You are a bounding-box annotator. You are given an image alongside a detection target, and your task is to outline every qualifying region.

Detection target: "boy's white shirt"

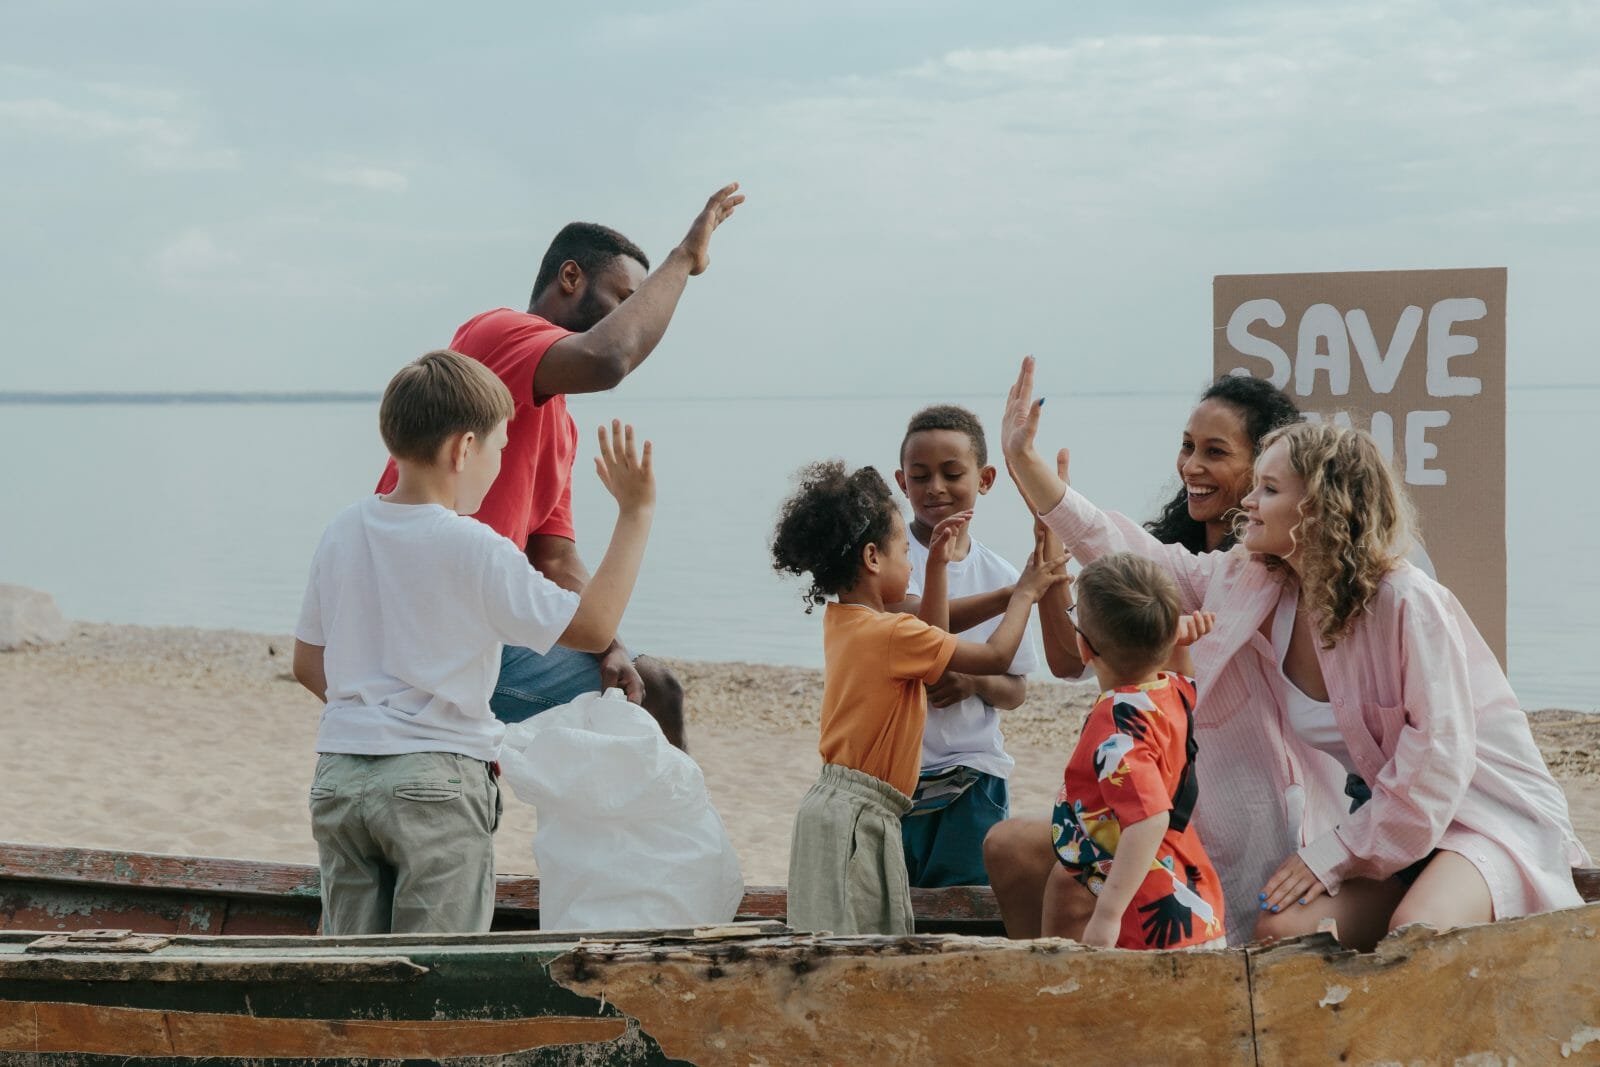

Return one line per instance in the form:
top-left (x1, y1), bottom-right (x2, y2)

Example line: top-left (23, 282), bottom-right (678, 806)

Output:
top-left (906, 534), bottom-right (1038, 780)
top-left (295, 496), bottom-right (579, 763)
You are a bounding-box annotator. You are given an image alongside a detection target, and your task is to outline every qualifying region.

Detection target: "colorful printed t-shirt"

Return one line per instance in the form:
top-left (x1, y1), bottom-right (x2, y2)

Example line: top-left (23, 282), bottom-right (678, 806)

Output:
top-left (818, 604), bottom-right (959, 799)
top-left (376, 309), bottom-right (575, 548)
top-left (1051, 672), bottom-right (1225, 950)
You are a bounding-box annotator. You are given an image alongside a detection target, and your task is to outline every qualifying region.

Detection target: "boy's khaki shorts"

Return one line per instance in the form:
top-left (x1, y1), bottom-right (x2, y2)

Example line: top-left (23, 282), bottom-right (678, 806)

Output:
top-left (309, 751), bottom-right (501, 935)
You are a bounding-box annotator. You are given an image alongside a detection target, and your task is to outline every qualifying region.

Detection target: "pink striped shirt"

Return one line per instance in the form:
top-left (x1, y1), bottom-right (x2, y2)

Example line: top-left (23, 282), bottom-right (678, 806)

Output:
top-left (1041, 488), bottom-right (1589, 944)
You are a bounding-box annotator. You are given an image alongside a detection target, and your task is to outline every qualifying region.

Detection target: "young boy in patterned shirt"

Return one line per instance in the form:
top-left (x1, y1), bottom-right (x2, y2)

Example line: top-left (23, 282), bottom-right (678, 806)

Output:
top-left (1045, 552), bottom-right (1226, 950)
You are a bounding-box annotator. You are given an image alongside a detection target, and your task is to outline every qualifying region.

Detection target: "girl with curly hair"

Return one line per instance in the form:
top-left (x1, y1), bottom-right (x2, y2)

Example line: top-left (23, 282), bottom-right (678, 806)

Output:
top-left (771, 460), bottom-right (1066, 935)
top-left (998, 356), bottom-right (1589, 949)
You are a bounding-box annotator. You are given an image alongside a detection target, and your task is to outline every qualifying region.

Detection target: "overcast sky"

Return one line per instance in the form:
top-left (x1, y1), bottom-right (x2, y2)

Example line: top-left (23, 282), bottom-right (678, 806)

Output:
top-left (3, 1), bottom-right (1596, 397)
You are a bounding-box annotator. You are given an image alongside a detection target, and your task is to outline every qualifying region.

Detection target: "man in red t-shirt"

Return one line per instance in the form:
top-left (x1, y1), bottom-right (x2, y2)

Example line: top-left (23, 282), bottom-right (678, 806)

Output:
top-left (377, 183), bottom-right (744, 749)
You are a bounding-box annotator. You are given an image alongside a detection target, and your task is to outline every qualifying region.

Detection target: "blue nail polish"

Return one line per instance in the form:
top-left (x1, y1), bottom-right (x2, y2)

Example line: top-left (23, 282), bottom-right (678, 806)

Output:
top-left (1271, 905), bottom-right (1280, 913)
top-left (1258, 892), bottom-right (1266, 900)
top-left (1298, 898), bottom-right (1307, 906)
top-left (1259, 902), bottom-right (1268, 910)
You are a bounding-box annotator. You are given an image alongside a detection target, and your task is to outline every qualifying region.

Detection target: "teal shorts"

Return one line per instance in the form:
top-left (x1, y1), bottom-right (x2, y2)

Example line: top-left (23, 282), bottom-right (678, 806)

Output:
top-left (900, 769), bottom-right (1009, 888)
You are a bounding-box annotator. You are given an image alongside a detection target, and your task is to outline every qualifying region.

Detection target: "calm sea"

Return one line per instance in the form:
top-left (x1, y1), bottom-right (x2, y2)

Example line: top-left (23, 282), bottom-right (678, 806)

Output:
top-left (2, 388), bottom-right (1594, 711)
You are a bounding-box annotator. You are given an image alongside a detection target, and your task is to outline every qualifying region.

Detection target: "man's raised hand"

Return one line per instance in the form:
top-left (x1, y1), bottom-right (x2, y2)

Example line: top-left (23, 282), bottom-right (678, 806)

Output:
top-left (593, 420), bottom-right (655, 513)
top-left (678, 182), bottom-right (745, 276)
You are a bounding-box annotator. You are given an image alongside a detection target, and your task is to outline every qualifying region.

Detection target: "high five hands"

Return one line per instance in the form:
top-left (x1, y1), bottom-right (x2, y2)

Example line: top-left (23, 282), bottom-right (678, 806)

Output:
top-left (1001, 355), bottom-right (1046, 462)
top-left (925, 510), bottom-right (974, 569)
top-left (593, 420), bottom-right (654, 513)
top-left (1001, 357), bottom-right (1069, 517)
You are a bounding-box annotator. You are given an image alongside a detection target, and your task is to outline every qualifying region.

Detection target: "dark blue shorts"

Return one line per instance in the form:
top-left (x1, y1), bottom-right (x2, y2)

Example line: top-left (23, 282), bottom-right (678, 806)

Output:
top-left (900, 770), bottom-right (1009, 888)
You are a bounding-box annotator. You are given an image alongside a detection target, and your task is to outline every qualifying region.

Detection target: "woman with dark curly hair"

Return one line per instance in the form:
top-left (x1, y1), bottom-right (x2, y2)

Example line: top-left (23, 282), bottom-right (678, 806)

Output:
top-left (1146, 374), bottom-right (1303, 553)
top-left (1036, 375), bottom-right (1300, 688)
top-left (770, 460), bottom-right (1065, 935)
top-left (1001, 357), bottom-right (1589, 949)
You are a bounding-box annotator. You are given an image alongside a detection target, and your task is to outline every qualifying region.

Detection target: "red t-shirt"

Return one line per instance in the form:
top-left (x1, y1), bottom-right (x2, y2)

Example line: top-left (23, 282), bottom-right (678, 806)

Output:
top-left (376, 310), bottom-right (575, 547)
top-left (1051, 673), bottom-right (1226, 950)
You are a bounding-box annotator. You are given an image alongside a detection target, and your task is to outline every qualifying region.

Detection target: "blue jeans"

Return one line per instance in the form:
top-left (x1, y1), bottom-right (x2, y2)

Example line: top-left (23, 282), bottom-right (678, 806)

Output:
top-left (490, 644), bottom-right (604, 724)
top-left (900, 771), bottom-right (1009, 888)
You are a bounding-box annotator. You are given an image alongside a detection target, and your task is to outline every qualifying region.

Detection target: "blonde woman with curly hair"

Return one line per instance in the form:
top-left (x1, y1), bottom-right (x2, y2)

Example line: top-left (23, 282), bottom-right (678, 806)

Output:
top-left (995, 356), bottom-right (1589, 950)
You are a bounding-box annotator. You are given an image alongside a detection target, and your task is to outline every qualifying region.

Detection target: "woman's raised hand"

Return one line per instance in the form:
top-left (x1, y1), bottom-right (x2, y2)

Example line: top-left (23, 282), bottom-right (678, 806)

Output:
top-left (1000, 356), bottom-right (1070, 517)
top-left (1001, 355), bottom-right (1044, 462)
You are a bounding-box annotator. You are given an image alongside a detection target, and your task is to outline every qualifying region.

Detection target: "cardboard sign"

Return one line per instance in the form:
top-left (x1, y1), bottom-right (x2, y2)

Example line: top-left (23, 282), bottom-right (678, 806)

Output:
top-left (1213, 268), bottom-right (1507, 664)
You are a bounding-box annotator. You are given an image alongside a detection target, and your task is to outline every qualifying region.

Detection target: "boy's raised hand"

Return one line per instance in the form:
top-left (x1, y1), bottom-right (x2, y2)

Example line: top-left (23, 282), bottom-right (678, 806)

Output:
top-left (593, 420), bottom-right (655, 513)
top-left (1015, 534), bottom-right (1071, 603)
top-left (1032, 517), bottom-right (1073, 593)
top-left (925, 510), bottom-right (973, 569)
top-left (1175, 610), bottom-right (1217, 647)
top-left (677, 182), bottom-right (745, 276)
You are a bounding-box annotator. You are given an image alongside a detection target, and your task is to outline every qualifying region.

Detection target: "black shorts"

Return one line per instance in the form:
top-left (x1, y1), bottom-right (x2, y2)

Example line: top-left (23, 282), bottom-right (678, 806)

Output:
top-left (1347, 775), bottom-right (1437, 886)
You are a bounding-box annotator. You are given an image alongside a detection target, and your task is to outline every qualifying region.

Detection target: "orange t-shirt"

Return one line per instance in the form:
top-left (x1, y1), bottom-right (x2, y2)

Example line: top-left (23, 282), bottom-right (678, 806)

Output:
top-left (818, 604), bottom-right (959, 798)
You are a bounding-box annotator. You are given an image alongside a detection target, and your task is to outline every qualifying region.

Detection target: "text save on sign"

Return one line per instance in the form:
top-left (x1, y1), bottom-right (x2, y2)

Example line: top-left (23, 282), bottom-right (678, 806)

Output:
top-left (1212, 268), bottom-right (1507, 663)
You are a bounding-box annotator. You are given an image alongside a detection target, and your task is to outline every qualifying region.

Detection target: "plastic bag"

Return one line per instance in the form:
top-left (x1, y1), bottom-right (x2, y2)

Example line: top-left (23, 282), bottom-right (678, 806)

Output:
top-left (499, 688), bottom-right (744, 931)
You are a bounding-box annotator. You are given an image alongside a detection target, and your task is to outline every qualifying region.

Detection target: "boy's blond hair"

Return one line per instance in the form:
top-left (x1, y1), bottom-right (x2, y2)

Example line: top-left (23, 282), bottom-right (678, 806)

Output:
top-left (1075, 553), bottom-right (1181, 676)
top-left (379, 350), bottom-right (514, 464)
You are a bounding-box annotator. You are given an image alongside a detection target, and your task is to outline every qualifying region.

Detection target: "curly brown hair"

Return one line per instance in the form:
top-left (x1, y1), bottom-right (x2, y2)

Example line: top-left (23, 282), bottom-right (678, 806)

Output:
top-left (1251, 421), bottom-right (1416, 647)
top-left (771, 461), bottom-right (899, 612)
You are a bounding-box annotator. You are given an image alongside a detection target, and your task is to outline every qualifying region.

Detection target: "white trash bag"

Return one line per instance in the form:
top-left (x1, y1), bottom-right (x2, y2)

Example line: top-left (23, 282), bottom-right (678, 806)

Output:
top-left (499, 687), bottom-right (744, 931)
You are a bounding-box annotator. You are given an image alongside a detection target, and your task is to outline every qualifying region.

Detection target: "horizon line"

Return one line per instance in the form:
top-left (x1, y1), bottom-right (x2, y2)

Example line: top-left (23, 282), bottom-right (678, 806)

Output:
top-left (2, 383), bottom-right (1597, 405)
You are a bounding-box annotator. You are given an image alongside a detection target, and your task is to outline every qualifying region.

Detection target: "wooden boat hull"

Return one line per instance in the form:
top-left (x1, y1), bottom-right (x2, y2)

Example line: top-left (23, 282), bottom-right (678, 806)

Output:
top-left (4, 842), bottom-right (1600, 1064)
top-left (4, 909), bottom-right (1600, 1064)
top-left (0, 842), bottom-right (1006, 937)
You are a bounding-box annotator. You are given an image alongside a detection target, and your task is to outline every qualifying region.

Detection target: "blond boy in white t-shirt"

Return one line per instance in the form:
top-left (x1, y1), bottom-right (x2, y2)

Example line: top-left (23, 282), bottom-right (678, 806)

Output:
top-left (292, 349), bottom-right (655, 934)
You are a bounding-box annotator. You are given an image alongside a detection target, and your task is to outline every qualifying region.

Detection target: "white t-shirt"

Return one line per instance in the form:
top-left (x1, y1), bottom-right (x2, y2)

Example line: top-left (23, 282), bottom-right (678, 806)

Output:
top-left (295, 496), bottom-right (580, 763)
top-left (906, 534), bottom-right (1039, 779)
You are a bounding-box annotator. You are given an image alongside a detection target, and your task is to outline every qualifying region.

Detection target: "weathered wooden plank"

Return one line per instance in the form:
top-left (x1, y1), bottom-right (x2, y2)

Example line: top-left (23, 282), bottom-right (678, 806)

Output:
top-left (0, 920), bottom-right (788, 954)
top-left (0, 1000), bottom-right (627, 1057)
top-left (1248, 902), bottom-right (1600, 1064)
top-left (0, 841), bottom-right (1014, 935)
top-left (0, 843), bottom-right (321, 899)
top-left (551, 933), bottom-right (1255, 1066)
top-left (0, 953), bottom-right (428, 983)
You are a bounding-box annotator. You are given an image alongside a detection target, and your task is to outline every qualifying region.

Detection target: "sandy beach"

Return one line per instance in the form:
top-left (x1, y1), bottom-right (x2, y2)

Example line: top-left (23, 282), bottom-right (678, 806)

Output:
top-left (3, 622), bottom-right (1598, 886)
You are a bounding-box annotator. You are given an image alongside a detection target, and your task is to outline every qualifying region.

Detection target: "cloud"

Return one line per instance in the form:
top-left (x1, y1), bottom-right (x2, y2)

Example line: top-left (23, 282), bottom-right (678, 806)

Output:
top-left (708, 1), bottom-right (1600, 238)
top-left (310, 164), bottom-right (409, 193)
top-left (0, 92), bottom-right (236, 171)
top-left (154, 228), bottom-right (240, 283)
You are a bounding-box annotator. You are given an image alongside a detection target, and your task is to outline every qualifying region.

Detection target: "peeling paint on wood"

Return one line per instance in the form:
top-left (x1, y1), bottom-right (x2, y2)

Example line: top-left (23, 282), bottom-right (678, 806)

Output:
top-left (4, 840), bottom-right (1600, 1064)
top-left (550, 933), bottom-right (1255, 1066)
top-left (0, 951), bottom-right (428, 982)
top-left (1248, 906), bottom-right (1600, 1065)
top-left (0, 1001), bottom-right (628, 1057)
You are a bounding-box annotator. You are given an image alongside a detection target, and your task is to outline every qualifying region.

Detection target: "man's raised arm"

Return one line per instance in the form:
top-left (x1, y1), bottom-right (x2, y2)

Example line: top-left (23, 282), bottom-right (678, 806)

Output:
top-left (533, 182), bottom-right (744, 396)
